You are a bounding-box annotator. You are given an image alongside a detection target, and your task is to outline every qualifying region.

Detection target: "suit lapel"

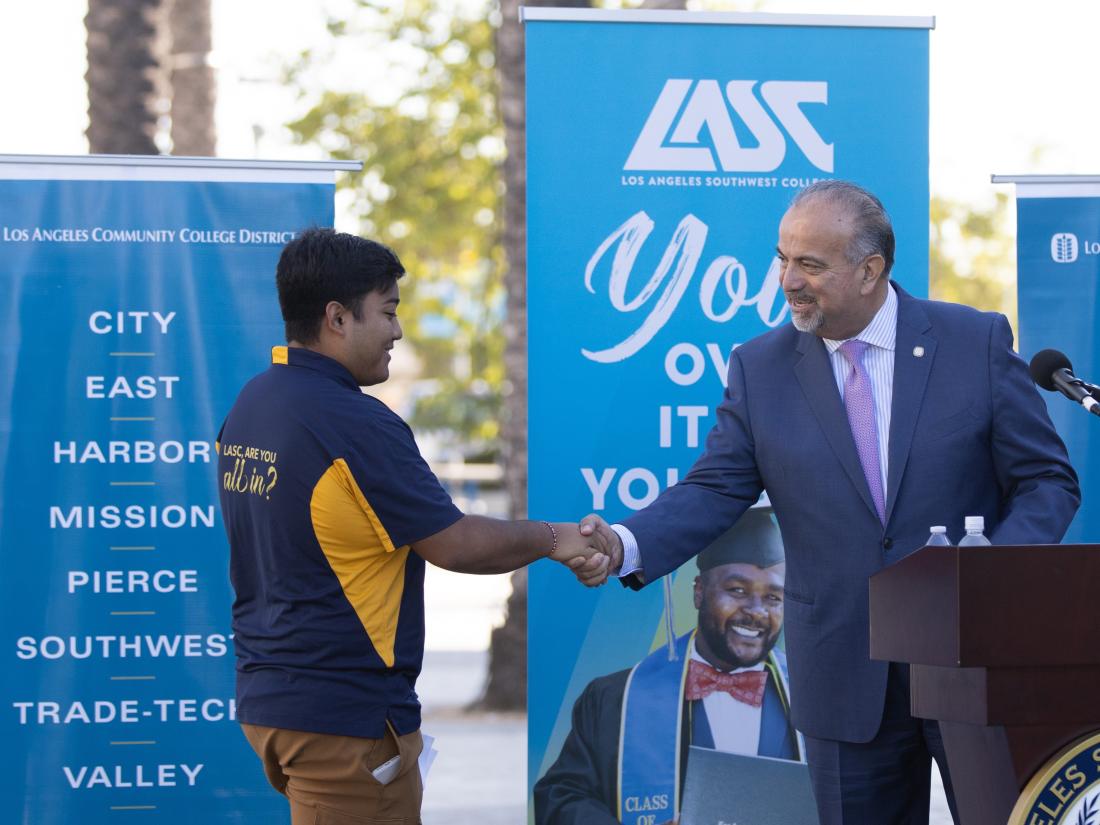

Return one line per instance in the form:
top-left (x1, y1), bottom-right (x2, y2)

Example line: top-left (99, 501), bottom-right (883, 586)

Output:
top-left (690, 700), bottom-right (715, 750)
top-left (759, 672), bottom-right (797, 760)
top-left (885, 286), bottom-right (935, 524)
top-left (793, 332), bottom-right (880, 522)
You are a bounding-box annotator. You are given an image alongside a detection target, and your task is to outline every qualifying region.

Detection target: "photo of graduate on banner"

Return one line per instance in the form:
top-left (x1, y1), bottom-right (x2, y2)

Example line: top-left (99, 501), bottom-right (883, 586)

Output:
top-left (534, 506), bottom-right (812, 825)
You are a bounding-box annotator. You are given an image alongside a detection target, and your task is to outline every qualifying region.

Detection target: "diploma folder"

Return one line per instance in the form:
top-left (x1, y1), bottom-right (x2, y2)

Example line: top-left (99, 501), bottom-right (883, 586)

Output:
top-left (680, 747), bottom-right (817, 825)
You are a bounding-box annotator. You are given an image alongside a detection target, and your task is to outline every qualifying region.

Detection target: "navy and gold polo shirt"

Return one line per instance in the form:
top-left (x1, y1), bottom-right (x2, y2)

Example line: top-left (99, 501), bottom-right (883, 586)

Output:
top-left (217, 346), bottom-right (462, 738)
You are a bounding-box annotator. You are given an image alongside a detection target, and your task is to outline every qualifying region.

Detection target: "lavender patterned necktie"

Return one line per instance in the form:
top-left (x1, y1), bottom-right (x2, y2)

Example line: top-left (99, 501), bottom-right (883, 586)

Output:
top-left (838, 340), bottom-right (885, 523)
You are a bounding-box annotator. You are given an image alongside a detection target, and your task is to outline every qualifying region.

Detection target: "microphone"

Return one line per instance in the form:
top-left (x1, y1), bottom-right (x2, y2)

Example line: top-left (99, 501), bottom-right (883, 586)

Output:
top-left (1029, 349), bottom-right (1100, 417)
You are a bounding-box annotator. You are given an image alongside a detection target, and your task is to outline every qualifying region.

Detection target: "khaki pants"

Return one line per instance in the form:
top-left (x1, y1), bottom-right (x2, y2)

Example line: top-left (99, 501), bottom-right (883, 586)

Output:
top-left (242, 722), bottom-right (424, 825)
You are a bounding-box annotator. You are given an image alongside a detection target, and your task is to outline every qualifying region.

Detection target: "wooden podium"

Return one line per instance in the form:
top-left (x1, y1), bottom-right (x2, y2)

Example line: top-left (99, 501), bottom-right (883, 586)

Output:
top-left (868, 544), bottom-right (1100, 825)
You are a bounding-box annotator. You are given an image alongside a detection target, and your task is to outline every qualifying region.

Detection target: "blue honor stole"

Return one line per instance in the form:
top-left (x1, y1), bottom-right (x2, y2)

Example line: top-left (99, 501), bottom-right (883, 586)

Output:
top-left (617, 632), bottom-right (693, 824)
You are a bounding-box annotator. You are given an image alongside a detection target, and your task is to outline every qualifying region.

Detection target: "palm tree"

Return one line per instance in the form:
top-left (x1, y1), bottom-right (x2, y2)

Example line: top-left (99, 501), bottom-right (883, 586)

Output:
top-left (85, 0), bottom-right (165, 154)
top-left (482, 0), bottom-right (688, 712)
top-left (85, 0), bottom-right (216, 156)
top-left (168, 0), bottom-right (216, 155)
top-left (481, 0), bottom-right (591, 711)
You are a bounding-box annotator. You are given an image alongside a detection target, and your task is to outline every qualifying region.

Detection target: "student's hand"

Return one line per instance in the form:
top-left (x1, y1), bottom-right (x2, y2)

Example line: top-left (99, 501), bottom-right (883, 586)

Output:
top-left (558, 514), bottom-right (622, 587)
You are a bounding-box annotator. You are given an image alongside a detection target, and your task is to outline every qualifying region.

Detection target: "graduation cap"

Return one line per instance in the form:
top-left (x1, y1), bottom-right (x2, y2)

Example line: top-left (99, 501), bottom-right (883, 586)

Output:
top-left (695, 506), bottom-right (784, 571)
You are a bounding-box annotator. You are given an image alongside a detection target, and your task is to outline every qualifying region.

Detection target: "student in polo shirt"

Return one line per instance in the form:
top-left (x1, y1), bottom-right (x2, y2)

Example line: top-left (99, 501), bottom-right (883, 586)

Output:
top-left (217, 228), bottom-right (610, 825)
top-left (534, 508), bottom-right (801, 825)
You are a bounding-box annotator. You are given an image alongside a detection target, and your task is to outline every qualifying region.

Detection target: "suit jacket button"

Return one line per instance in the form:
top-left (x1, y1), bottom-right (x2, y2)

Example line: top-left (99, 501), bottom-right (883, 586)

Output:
top-left (883, 537), bottom-right (894, 549)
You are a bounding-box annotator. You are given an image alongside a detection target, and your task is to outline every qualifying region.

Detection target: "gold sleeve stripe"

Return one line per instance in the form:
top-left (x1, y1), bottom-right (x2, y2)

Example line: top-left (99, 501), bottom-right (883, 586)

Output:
top-left (271, 345), bottom-right (289, 365)
top-left (309, 458), bottom-right (407, 667)
top-left (343, 464), bottom-right (397, 555)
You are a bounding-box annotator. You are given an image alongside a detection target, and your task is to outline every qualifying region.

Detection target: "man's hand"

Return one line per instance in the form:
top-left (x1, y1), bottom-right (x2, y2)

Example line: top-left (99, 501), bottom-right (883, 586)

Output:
top-left (557, 514), bottom-right (622, 587)
top-left (553, 520), bottom-right (608, 587)
top-left (580, 513), bottom-right (623, 574)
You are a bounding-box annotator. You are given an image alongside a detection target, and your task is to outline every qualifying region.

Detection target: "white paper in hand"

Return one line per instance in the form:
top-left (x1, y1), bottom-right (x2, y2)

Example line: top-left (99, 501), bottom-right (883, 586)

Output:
top-left (419, 733), bottom-right (438, 784)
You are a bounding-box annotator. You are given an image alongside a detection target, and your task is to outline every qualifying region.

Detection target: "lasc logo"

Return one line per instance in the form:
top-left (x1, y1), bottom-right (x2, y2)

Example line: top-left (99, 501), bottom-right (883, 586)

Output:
top-left (1051, 233), bottom-right (1079, 263)
top-left (625, 79), bottom-right (833, 173)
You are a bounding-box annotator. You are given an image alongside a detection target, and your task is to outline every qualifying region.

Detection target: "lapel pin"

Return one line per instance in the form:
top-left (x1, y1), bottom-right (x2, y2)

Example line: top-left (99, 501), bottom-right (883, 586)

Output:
top-left (913, 346), bottom-right (925, 358)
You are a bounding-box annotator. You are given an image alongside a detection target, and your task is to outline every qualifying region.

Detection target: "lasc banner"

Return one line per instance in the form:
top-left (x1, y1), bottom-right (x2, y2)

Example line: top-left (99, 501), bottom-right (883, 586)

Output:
top-left (0, 156), bottom-right (353, 824)
top-left (524, 10), bottom-right (931, 823)
top-left (1007, 177), bottom-right (1100, 544)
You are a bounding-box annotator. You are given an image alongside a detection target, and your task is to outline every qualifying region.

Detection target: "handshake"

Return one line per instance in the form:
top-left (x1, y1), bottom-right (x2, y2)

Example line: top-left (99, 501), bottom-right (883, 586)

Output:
top-left (547, 514), bottom-right (624, 588)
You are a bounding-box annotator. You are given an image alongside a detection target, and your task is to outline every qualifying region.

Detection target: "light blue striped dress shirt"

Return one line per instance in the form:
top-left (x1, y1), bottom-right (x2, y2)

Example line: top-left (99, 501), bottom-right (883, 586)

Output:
top-left (614, 285), bottom-right (899, 577)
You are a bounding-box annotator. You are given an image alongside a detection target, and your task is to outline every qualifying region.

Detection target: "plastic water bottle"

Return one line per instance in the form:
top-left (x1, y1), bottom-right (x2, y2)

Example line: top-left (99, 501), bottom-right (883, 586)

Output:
top-left (957, 515), bottom-right (992, 546)
top-left (926, 526), bottom-right (951, 546)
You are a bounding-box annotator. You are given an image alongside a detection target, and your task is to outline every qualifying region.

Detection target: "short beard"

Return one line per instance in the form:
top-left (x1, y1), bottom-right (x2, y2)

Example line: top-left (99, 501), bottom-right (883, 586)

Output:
top-left (790, 305), bottom-right (824, 333)
top-left (698, 621), bottom-right (778, 670)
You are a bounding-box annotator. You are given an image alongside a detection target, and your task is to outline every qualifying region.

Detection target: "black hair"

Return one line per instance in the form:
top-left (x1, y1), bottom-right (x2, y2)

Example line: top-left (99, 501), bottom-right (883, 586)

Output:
top-left (275, 227), bottom-right (405, 344)
top-left (791, 180), bottom-right (895, 277)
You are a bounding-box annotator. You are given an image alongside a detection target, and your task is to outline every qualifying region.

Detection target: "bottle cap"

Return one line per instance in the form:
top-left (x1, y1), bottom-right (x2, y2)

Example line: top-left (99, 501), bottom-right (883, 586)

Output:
top-left (964, 515), bottom-right (985, 531)
top-left (930, 525), bottom-right (946, 533)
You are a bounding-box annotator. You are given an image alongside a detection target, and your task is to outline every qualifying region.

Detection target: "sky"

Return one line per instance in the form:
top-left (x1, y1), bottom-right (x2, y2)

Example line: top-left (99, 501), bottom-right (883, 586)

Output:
top-left (2, 0), bottom-right (1098, 209)
top-left (758, 0), bottom-right (1100, 203)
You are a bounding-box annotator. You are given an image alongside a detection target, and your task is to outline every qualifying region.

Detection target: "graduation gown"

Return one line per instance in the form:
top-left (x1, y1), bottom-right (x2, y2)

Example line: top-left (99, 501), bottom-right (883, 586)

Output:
top-left (533, 658), bottom-right (798, 825)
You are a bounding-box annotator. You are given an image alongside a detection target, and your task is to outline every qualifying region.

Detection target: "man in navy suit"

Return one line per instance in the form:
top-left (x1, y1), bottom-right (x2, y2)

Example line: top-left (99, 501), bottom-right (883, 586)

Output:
top-left (576, 181), bottom-right (1080, 824)
top-left (536, 509), bottom-right (801, 825)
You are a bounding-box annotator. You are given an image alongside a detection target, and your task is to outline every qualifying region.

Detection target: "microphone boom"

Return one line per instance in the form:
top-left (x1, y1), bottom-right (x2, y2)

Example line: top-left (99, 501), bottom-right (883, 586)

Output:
top-left (1029, 349), bottom-right (1100, 417)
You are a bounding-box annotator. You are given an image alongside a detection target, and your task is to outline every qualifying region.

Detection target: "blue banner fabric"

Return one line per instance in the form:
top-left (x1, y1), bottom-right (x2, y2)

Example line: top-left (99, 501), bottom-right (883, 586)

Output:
top-left (0, 170), bottom-right (332, 823)
top-left (1015, 191), bottom-right (1100, 543)
top-left (524, 12), bottom-right (930, 816)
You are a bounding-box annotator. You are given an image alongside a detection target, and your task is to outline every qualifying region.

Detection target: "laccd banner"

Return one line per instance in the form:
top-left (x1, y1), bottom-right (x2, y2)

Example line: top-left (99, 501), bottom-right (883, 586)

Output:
top-left (524, 10), bottom-right (930, 821)
top-left (1011, 180), bottom-right (1100, 543)
top-left (0, 158), bottom-right (343, 824)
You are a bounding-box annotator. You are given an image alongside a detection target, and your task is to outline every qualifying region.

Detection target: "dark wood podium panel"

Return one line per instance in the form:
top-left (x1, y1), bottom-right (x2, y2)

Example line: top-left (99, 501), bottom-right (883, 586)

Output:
top-left (868, 543), bottom-right (1100, 668)
top-left (909, 664), bottom-right (1100, 726)
top-left (869, 544), bottom-right (1100, 825)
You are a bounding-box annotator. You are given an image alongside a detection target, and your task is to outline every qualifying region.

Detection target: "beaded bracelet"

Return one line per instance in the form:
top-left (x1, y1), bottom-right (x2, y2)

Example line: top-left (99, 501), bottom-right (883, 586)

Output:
top-left (542, 520), bottom-right (558, 557)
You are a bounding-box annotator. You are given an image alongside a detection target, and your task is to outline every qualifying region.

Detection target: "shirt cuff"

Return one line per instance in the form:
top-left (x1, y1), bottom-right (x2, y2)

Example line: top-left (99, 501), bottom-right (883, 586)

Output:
top-left (610, 524), bottom-right (641, 578)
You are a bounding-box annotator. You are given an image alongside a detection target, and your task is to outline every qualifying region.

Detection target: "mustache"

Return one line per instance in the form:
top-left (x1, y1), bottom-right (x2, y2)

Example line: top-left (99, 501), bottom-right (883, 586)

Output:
top-left (785, 290), bottom-right (816, 304)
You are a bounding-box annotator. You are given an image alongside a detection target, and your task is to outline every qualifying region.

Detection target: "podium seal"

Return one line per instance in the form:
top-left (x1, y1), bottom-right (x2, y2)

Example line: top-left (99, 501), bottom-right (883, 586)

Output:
top-left (1009, 732), bottom-right (1100, 825)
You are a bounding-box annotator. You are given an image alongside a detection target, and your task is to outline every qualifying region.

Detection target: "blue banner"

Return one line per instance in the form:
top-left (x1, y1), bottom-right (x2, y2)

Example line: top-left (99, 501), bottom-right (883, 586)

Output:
top-left (524, 11), bottom-right (930, 819)
top-left (0, 161), bottom-right (335, 823)
top-left (1014, 186), bottom-right (1100, 543)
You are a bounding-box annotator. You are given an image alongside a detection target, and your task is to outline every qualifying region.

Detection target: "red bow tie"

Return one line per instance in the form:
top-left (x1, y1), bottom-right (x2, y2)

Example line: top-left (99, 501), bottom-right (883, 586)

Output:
top-left (685, 659), bottom-right (767, 707)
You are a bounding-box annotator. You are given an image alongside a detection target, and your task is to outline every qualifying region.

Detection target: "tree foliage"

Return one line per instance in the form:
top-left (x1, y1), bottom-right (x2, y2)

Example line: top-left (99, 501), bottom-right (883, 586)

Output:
top-left (287, 0), bottom-right (505, 457)
top-left (930, 192), bottom-right (1017, 330)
